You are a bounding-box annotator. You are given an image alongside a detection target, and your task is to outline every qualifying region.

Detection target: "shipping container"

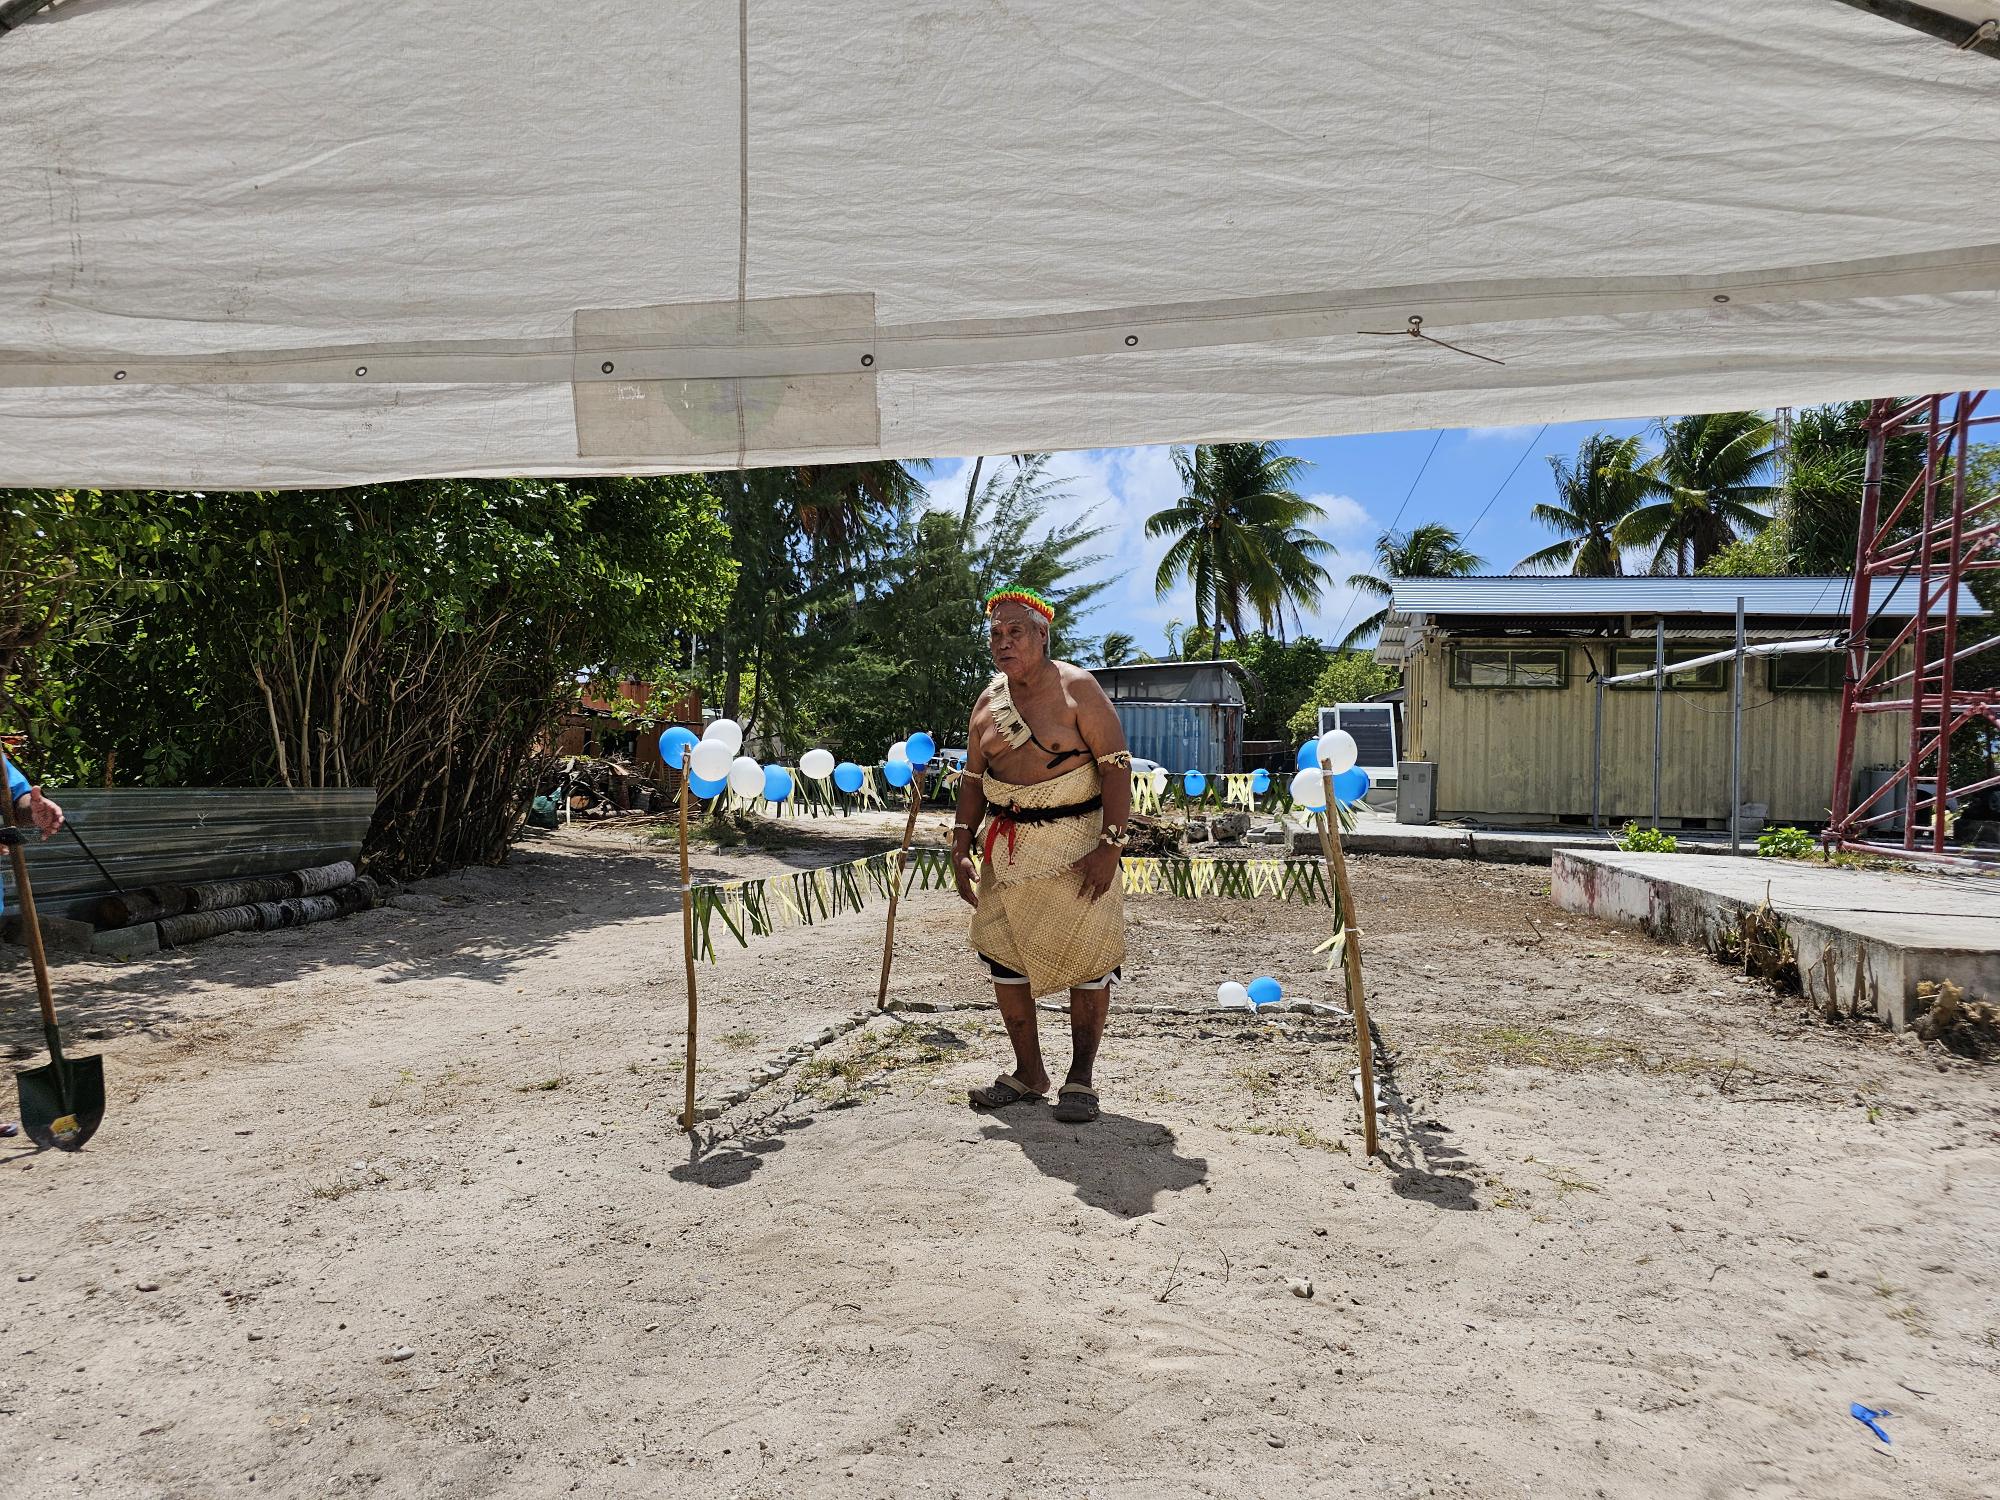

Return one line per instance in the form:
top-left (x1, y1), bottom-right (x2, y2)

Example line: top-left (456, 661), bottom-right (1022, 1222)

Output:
top-left (1114, 701), bottom-right (1243, 777)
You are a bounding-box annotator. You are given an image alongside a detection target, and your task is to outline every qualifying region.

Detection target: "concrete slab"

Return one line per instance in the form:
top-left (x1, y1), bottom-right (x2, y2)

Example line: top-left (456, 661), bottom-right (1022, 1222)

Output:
top-left (1291, 814), bottom-right (1796, 865)
top-left (1551, 849), bottom-right (2000, 1029)
top-left (4, 912), bottom-right (161, 959)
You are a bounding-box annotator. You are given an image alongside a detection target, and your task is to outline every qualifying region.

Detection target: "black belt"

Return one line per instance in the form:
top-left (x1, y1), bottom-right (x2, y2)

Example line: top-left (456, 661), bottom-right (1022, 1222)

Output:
top-left (984, 795), bottom-right (1102, 826)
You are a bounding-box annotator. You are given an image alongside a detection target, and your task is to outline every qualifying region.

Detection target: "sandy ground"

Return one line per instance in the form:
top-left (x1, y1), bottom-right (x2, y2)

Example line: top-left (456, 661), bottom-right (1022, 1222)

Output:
top-left (1, 812), bottom-right (1996, 1500)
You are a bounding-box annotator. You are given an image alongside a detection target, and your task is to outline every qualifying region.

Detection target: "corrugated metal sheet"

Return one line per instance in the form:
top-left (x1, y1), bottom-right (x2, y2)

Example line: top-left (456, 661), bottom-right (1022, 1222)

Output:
top-left (1390, 576), bottom-right (1981, 619)
top-left (1116, 702), bottom-right (1243, 775)
top-left (1374, 611), bottom-right (1412, 666)
top-left (1094, 661), bottom-right (1247, 706)
top-left (3, 788), bottom-right (377, 921)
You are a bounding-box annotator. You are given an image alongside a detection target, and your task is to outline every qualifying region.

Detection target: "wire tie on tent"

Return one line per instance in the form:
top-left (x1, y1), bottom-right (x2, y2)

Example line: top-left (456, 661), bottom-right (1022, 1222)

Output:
top-left (1357, 315), bottom-right (1507, 366)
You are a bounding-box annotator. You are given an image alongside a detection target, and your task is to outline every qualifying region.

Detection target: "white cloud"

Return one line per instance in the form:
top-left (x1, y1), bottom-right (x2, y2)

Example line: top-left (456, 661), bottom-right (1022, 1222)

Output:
top-left (1464, 423), bottom-right (1540, 443)
top-left (1305, 491), bottom-right (1373, 541)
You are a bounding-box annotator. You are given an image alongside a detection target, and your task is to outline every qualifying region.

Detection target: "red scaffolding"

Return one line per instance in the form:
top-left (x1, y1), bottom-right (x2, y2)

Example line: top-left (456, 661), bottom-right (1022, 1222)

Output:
top-left (1828, 392), bottom-right (2000, 860)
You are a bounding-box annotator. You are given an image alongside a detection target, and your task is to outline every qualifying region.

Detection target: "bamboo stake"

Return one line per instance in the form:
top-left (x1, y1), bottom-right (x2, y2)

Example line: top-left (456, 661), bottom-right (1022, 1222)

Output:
top-left (677, 767), bottom-right (700, 1132)
top-left (1317, 767), bottom-right (1379, 1157)
top-left (875, 766), bottom-right (928, 1010)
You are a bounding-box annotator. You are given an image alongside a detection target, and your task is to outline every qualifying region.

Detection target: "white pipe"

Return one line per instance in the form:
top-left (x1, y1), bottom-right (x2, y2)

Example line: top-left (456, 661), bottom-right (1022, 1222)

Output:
top-left (1603, 634), bottom-right (1842, 686)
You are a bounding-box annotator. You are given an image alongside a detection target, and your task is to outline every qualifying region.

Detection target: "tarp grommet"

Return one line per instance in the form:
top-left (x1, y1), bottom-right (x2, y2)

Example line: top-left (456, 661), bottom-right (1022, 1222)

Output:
top-left (600, 360), bottom-right (614, 374)
top-left (354, 365), bottom-right (367, 377)
top-left (1124, 334), bottom-right (1138, 346)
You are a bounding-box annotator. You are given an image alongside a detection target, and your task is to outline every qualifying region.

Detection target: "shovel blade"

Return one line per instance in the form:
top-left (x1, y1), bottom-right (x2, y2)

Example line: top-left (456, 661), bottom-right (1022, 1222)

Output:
top-left (16, 1053), bottom-right (105, 1152)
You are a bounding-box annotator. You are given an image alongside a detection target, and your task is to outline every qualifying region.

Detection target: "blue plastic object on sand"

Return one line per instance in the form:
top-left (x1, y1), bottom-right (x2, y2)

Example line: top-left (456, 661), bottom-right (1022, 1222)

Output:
top-left (1850, 1403), bottom-right (1892, 1444)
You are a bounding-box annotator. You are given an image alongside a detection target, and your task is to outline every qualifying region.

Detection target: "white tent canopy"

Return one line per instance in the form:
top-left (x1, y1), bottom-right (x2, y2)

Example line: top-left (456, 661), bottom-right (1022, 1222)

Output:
top-left (1, 0), bottom-right (1997, 488)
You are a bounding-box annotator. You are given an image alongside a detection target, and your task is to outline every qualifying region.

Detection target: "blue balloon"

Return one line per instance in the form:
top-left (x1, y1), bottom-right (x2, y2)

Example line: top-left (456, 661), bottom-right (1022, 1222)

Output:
top-left (1250, 768), bottom-right (1272, 795)
top-left (762, 765), bottom-right (794, 802)
top-left (1332, 766), bottom-right (1371, 806)
top-left (658, 725), bottom-right (699, 769)
top-left (905, 731), bottom-right (936, 767)
top-left (883, 758), bottom-right (913, 788)
top-left (832, 761), bottom-right (865, 794)
top-left (1248, 976), bottom-right (1283, 1007)
top-left (1295, 739), bottom-right (1321, 770)
top-left (1183, 770), bottom-right (1207, 797)
top-left (688, 771), bottom-right (728, 799)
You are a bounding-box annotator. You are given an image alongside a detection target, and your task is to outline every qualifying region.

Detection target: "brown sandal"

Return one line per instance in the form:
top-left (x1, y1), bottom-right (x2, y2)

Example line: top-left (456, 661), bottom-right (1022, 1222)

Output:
top-left (969, 1074), bottom-right (1044, 1110)
top-left (1052, 1083), bottom-right (1100, 1123)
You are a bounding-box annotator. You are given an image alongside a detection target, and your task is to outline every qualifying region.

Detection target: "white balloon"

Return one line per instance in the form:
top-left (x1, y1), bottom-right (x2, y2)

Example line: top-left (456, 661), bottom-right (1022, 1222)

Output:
top-left (1289, 767), bottom-right (1327, 810)
top-left (727, 756), bottom-right (765, 798)
top-left (888, 740), bottom-right (909, 765)
top-left (1318, 728), bottom-right (1359, 775)
top-left (1149, 767), bottom-right (1170, 793)
top-left (689, 739), bottom-right (732, 782)
top-left (1216, 981), bottom-right (1251, 1010)
top-left (799, 747), bottom-right (836, 780)
top-left (703, 717), bottom-right (743, 753)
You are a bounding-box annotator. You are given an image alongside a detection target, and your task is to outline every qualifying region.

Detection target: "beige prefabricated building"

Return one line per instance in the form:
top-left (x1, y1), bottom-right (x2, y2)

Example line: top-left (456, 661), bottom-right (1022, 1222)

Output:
top-left (0, 1), bottom-right (1998, 487)
top-left (1380, 578), bottom-right (1985, 827)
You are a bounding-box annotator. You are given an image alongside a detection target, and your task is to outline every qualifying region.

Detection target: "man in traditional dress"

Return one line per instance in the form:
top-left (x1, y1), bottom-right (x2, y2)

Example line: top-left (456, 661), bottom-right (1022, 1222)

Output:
top-left (953, 587), bottom-right (1131, 1124)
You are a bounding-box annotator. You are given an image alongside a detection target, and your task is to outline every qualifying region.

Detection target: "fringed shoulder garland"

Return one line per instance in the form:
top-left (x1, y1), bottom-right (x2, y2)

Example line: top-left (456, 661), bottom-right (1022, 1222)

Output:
top-left (986, 671), bottom-right (1033, 750)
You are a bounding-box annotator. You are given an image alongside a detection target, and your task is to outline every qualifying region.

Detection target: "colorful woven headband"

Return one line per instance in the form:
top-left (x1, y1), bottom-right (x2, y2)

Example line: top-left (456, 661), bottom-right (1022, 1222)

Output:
top-left (984, 587), bottom-right (1055, 624)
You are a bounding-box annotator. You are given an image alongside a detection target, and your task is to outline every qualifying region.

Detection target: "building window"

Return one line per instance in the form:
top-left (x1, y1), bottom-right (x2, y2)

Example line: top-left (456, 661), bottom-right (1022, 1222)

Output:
top-left (1769, 652), bottom-right (1841, 693)
top-left (1451, 646), bottom-right (1568, 689)
top-left (1610, 645), bottom-right (1727, 691)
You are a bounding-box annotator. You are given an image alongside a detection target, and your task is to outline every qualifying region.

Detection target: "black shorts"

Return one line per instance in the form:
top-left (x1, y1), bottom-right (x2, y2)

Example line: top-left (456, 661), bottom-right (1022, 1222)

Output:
top-left (979, 953), bottom-right (1121, 991)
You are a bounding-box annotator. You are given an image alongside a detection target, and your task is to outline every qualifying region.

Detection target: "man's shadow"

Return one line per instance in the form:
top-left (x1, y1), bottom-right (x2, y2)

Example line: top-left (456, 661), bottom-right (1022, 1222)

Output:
top-left (978, 1108), bottom-right (1207, 1219)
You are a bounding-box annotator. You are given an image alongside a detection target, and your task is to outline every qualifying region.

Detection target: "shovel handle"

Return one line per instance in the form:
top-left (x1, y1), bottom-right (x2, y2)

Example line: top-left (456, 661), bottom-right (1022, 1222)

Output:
top-left (4, 783), bottom-right (61, 1036)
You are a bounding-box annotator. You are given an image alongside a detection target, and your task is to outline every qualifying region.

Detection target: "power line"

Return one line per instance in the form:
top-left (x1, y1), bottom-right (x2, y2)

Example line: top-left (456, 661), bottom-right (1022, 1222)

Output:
top-left (1381, 428), bottom-right (1445, 541)
top-left (1463, 422), bottom-right (1550, 544)
top-left (1327, 428), bottom-right (1445, 646)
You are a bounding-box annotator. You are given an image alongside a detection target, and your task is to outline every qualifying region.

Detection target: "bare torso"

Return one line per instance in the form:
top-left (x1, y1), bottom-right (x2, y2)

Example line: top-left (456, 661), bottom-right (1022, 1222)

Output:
top-left (970, 660), bottom-right (1100, 786)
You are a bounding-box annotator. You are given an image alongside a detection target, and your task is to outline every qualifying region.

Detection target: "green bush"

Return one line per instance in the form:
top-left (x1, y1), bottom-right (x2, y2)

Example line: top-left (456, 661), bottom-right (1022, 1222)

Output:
top-left (1757, 825), bottom-right (1818, 860)
top-left (1617, 821), bottom-right (1679, 854)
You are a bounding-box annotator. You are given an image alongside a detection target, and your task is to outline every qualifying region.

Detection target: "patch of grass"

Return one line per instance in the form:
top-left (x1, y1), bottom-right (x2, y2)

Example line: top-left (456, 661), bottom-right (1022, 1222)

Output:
top-left (367, 1092), bottom-right (393, 1109)
top-left (1438, 1023), bottom-right (1733, 1081)
top-left (717, 1030), bottom-right (762, 1049)
top-left (516, 1074), bottom-right (570, 1093)
top-left (309, 1178), bottom-right (362, 1201)
top-left (1525, 1155), bottom-right (1601, 1198)
top-left (796, 1022), bottom-right (963, 1103)
top-left (1243, 1122), bottom-right (1349, 1154)
top-left (1874, 1278), bottom-right (1927, 1335)
top-left (1231, 1064), bottom-right (1280, 1098)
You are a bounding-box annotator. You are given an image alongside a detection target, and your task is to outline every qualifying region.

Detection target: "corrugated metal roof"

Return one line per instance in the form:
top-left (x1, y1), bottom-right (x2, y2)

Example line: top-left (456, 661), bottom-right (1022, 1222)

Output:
top-left (1092, 659), bottom-right (1248, 706)
top-left (1373, 612), bottom-right (1413, 667)
top-left (1388, 576), bottom-right (1982, 619)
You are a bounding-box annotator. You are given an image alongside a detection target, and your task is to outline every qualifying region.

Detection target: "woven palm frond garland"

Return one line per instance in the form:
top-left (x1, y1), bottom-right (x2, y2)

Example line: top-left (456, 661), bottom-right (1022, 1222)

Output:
top-left (685, 852), bottom-right (1335, 962)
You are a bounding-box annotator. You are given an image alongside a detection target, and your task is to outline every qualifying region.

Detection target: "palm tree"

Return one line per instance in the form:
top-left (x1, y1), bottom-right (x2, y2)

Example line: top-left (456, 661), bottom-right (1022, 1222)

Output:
top-left (1339, 522), bottom-right (1483, 649)
top-left (1614, 411), bottom-right (1775, 575)
top-left (1097, 631), bottom-right (1137, 667)
top-left (1146, 442), bottom-right (1336, 660)
top-left (1516, 433), bottom-right (1650, 575)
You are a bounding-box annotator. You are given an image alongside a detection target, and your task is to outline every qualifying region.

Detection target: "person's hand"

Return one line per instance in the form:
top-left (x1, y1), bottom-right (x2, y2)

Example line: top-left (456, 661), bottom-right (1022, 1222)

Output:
top-left (15, 787), bottom-right (62, 840)
top-left (953, 853), bottom-right (980, 909)
top-left (1071, 841), bottom-right (1121, 902)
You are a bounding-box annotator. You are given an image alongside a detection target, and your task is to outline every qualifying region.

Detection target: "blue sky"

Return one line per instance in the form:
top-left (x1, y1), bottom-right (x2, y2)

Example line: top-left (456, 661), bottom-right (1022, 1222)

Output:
top-left (923, 416), bottom-right (1657, 654)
